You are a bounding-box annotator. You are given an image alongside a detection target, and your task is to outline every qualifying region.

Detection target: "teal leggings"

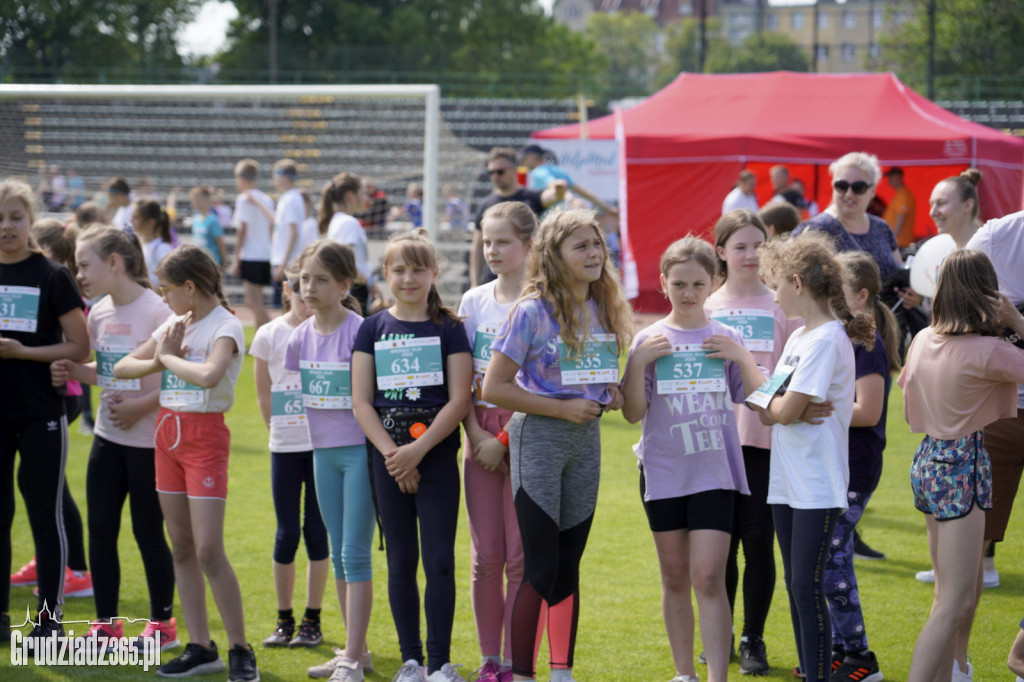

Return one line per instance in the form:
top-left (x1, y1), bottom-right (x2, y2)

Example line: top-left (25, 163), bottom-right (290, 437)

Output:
top-left (313, 445), bottom-right (376, 583)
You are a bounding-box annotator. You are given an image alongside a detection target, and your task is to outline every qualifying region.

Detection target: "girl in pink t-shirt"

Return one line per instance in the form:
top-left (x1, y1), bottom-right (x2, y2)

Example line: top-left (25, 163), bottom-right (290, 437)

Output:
top-left (705, 209), bottom-right (800, 673)
top-left (900, 250), bottom-right (1024, 682)
top-left (622, 236), bottom-right (765, 682)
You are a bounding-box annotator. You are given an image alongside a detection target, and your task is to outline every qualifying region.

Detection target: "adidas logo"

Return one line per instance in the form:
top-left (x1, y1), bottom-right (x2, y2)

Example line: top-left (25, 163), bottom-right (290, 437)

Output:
top-left (47, 421), bottom-right (58, 432)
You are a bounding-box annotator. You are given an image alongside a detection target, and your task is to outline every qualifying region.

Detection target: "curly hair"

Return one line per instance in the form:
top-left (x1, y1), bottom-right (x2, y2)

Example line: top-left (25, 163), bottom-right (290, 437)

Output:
top-left (758, 232), bottom-right (875, 348)
top-left (520, 209), bottom-right (634, 359)
top-left (836, 251), bottom-right (901, 371)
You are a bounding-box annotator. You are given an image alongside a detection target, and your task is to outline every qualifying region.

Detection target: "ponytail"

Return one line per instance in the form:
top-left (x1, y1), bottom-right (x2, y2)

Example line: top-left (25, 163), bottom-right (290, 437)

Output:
top-left (156, 209), bottom-right (172, 243)
top-left (318, 181), bottom-right (333, 236)
top-left (136, 199), bottom-right (172, 243)
top-left (318, 172), bottom-right (363, 237)
top-left (425, 284), bottom-right (459, 327)
top-left (157, 245), bottom-right (229, 310)
top-left (872, 299), bottom-right (903, 373)
top-left (342, 293), bottom-right (363, 316)
top-left (832, 289), bottom-right (877, 349)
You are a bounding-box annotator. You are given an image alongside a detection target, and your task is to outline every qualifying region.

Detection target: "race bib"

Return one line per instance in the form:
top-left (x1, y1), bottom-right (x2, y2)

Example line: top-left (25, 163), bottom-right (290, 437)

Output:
top-left (96, 344), bottom-right (140, 391)
top-left (374, 337), bottom-right (444, 390)
top-left (472, 327), bottom-right (498, 374)
top-left (559, 334), bottom-right (618, 385)
top-left (300, 360), bottom-right (352, 409)
top-left (271, 382), bottom-right (306, 426)
top-left (746, 364), bottom-right (795, 409)
top-left (0, 285), bottom-right (40, 332)
top-left (711, 309), bottom-right (774, 352)
top-left (655, 344), bottom-right (726, 394)
top-left (160, 369), bottom-right (205, 406)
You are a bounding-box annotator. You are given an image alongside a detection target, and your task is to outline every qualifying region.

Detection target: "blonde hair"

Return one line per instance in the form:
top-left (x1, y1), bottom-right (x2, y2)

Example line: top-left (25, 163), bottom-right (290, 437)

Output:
top-left (77, 224), bottom-right (151, 289)
top-left (661, 235), bottom-right (716, 280)
top-left (520, 209), bottom-right (634, 359)
top-left (32, 219), bottom-right (79, 275)
top-left (234, 158), bottom-right (259, 180)
top-left (480, 201), bottom-right (538, 243)
top-left (758, 232), bottom-right (875, 347)
top-left (830, 152), bottom-right (882, 185)
top-left (382, 229), bottom-right (459, 326)
top-left (931, 250), bottom-right (1002, 336)
top-left (836, 251), bottom-right (901, 372)
top-left (0, 178), bottom-right (38, 225)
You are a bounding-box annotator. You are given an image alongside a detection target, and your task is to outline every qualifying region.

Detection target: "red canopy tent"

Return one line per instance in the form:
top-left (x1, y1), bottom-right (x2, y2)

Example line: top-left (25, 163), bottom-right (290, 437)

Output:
top-left (533, 71), bottom-right (1024, 310)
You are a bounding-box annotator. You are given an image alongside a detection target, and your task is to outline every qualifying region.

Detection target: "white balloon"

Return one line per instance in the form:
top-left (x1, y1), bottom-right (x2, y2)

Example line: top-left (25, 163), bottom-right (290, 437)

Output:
top-left (909, 233), bottom-right (957, 298)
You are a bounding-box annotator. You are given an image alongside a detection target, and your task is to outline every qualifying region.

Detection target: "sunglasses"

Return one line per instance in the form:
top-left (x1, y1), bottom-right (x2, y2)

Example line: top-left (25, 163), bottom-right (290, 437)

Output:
top-left (487, 168), bottom-right (508, 177)
top-left (833, 180), bottom-right (873, 195)
top-left (156, 283), bottom-right (179, 296)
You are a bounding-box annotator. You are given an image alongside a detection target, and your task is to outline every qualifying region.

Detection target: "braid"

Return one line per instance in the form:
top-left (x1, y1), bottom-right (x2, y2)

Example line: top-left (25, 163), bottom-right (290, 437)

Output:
top-left (214, 277), bottom-right (231, 311)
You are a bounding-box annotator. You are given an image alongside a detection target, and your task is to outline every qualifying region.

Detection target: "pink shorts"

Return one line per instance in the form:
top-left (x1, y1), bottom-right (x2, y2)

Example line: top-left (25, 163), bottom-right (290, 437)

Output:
top-left (154, 408), bottom-right (230, 499)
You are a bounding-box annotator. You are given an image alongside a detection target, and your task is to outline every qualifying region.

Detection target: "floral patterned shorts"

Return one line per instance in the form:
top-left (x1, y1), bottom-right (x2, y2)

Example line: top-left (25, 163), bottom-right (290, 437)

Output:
top-left (910, 431), bottom-right (992, 520)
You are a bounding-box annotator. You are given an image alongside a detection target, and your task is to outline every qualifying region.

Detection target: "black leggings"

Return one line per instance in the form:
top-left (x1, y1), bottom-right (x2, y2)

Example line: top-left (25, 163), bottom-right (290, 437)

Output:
top-left (370, 436), bottom-right (460, 675)
top-left (0, 415), bottom-right (68, 615)
top-left (725, 446), bottom-right (776, 638)
top-left (773, 504), bottom-right (838, 682)
top-left (270, 450), bottom-right (328, 564)
top-left (86, 436), bottom-right (174, 621)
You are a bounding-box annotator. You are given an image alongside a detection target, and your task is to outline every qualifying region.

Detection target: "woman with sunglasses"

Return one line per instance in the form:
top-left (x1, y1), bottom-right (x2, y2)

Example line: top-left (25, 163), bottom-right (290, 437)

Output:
top-left (794, 152), bottom-right (903, 285)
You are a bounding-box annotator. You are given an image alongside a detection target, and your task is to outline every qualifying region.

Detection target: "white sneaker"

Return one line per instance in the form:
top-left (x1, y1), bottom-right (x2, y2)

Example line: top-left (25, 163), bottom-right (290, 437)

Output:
top-left (915, 569), bottom-right (935, 583)
top-left (392, 659), bottom-right (426, 682)
top-left (309, 648), bottom-right (374, 678)
top-left (952, 657), bottom-right (973, 682)
top-left (670, 676), bottom-right (700, 682)
top-left (426, 663), bottom-right (466, 682)
top-left (329, 657), bottom-right (364, 682)
top-left (983, 568), bottom-right (1000, 588)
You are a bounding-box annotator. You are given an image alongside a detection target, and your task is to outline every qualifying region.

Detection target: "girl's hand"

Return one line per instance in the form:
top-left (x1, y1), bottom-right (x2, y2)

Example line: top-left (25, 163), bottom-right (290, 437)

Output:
top-left (156, 315), bottom-right (189, 361)
top-left (50, 359), bottom-right (74, 387)
top-left (605, 385), bottom-right (624, 412)
top-left (994, 293), bottom-right (1024, 328)
top-left (397, 468), bottom-right (421, 494)
top-left (107, 394), bottom-right (149, 430)
top-left (633, 334), bottom-right (673, 367)
top-left (800, 400), bottom-right (834, 425)
top-left (702, 334), bottom-right (745, 361)
top-left (561, 398), bottom-right (603, 424)
top-left (384, 442), bottom-right (427, 480)
top-left (0, 334), bottom-right (26, 360)
top-left (474, 437), bottom-right (508, 474)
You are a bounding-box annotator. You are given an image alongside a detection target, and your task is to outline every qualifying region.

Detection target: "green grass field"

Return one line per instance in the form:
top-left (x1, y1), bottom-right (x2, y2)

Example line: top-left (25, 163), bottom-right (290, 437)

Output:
top-left (4, 336), bottom-right (1024, 680)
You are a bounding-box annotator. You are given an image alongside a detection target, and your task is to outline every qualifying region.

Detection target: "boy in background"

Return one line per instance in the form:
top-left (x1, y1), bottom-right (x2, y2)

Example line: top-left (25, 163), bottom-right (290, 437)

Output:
top-left (190, 185), bottom-right (228, 268)
top-left (271, 159), bottom-right (307, 305)
top-left (230, 158), bottom-right (275, 328)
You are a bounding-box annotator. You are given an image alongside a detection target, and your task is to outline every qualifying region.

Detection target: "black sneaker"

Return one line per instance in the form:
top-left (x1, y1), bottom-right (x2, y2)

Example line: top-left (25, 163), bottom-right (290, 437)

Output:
top-left (228, 643), bottom-right (260, 682)
top-left (1, 613), bottom-right (10, 646)
top-left (261, 618), bottom-right (294, 647)
top-left (832, 650), bottom-right (883, 682)
top-left (157, 641), bottom-right (227, 677)
top-left (24, 615), bottom-right (64, 651)
top-left (738, 635), bottom-right (770, 675)
top-left (831, 645), bottom-right (846, 674)
top-left (853, 530), bottom-right (886, 560)
top-left (288, 618), bottom-right (322, 648)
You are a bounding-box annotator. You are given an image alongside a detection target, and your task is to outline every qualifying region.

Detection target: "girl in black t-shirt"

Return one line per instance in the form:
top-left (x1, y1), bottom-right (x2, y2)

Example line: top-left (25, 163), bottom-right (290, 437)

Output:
top-left (0, 179), bottom-right (89, 640)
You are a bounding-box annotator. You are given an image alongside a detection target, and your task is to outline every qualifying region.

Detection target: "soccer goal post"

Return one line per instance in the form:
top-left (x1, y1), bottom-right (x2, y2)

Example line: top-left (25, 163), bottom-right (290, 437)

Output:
top-left (0, 83), bottom-right (443, 235)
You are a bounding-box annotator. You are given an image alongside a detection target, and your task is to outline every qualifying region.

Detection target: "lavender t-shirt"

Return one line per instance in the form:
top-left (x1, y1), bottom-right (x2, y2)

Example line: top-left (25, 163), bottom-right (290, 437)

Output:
top-left (491, 297), bottom-right (616, 404)
top-left (628, 319), bottom-right (751, 501)
top-left (285, 312), bottom-right (365, 450)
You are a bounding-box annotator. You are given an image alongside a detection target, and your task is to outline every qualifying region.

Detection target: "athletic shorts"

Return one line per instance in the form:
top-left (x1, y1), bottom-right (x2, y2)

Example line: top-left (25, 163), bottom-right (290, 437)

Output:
top-left (910, 431), bottom-right (992, 521)
top-left (154, 408), bottom-right (230, 499)
top-left (640, 468), bottom-right (735, 533)
top-left (239, 260), bottom-right (271, 286)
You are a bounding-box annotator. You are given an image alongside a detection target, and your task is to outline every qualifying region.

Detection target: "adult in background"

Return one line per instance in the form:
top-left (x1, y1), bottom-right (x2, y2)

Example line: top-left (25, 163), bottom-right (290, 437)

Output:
top-left (883, 168), bottom-right (917, 249)
top-left (470, 147), bottom-right (565, 287)
top-left (768, 165), bottom-right (810, 211)
top-left (520, 144), bottom-right (618, 216)
top-left (722, 170), bottom-right (759, 215)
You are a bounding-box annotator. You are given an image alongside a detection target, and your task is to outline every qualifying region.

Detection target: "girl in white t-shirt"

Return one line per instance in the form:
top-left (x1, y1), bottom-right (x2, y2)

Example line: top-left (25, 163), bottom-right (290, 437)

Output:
top-left (705, 209), bottom-right (800, 673)
top-left (621, 236), bottom-right (765, 682)
top-left (51, 225), bottom-right (178, 651)
top-left (900, 250), bottom-right (1024, 682)
top-left (250, 265), bottom-right (330, 649)
top-left (132, 198), bottom-right (174, 288)
top-left (457, 201), bottom-right (537, 682)
top-left (115, 245), bottom-right (257, 681)
top-left (751, 233), bottom-right (874, 682)
top-left (320, 173), bottom-right (372, 312)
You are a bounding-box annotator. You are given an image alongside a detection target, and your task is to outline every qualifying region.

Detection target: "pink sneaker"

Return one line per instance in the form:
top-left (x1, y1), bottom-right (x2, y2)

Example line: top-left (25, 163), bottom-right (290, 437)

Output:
top-left (497, 665), bottom-right (513, 682)
top-left (33, 567), bottom-right (94, 597)
top-left (77, 620), bottom-right (124, 654)
top-left (130, 617), bottom-right (180, 653)
top-left (10, 557), bottom-right (37, 586)
top-left (476, 660), bottom-right (501, 682)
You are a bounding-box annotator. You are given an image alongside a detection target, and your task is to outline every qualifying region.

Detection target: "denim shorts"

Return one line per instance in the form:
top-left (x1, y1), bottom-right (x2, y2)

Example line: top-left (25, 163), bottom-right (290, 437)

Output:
top-left (910, 431), bottom-right (992, 520)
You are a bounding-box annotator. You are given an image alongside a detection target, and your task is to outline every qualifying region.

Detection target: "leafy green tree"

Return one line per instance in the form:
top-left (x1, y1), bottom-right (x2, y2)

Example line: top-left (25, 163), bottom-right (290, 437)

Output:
top-left (583, 12), bottom-right (664, 98)
top-left (879, 0), bottom-right (1024, 98)
top-left (655, 17), bottom-right (725, 87)
top-left (705, 31), bottom-right (809, 74)
top-left (0, 0), bottom-right (199, 80)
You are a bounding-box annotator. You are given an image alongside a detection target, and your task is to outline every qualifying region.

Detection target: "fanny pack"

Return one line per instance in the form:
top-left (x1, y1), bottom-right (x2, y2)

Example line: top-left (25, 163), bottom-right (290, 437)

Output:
top-left (376, 405), bottom-right (443, 446)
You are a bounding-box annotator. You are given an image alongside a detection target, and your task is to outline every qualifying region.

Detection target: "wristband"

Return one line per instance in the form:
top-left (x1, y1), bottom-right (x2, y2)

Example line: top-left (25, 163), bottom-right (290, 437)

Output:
top-left (495, 429), bottom-right (509, 447)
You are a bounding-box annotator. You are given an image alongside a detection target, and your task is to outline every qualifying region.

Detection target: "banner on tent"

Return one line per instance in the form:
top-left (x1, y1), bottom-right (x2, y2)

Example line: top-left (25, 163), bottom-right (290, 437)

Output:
top-left (528, 139), bottom-right (619, 204)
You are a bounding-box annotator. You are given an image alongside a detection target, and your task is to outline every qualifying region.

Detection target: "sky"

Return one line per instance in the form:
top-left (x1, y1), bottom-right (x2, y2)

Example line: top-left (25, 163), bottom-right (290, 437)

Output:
top-left (178, 0), bottom-right (557, 58)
